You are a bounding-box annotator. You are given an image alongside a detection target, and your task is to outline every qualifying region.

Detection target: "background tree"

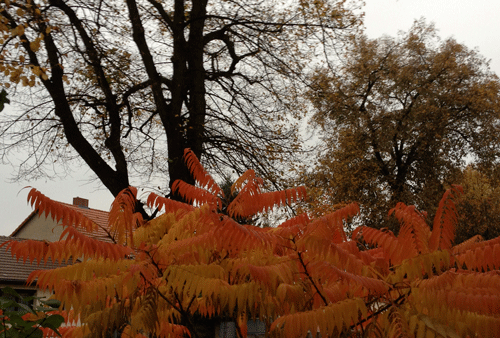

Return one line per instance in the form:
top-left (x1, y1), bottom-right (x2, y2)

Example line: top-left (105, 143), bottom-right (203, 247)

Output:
top-left (0, 0), bottom-right (361, 203)
top-left (453, 166), bottom-right (500, 244)
top-left (304, 20), bottom-right (500, 228)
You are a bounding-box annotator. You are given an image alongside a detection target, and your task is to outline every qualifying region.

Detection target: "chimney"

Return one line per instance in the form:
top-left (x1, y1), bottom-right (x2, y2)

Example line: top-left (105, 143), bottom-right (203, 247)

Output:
top-left (73, 197), bottom-right (89, 208)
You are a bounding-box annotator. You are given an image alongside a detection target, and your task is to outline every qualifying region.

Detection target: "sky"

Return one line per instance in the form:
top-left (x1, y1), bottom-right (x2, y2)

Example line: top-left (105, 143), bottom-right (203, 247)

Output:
top-left (363, 0), bottom-right (500, 73)
top-left (1, 0), bottom-right (499, 236)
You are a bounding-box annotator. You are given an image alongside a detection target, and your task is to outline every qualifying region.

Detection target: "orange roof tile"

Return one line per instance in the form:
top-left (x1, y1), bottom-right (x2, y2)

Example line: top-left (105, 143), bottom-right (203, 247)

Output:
top-left (2, 201), bottom-right (118, 284)
top-left (59, 202), bottom-right (112, 242)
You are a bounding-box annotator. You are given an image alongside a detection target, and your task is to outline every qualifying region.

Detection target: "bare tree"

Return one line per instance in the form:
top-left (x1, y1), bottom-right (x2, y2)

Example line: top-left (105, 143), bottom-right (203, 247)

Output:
top-left (0, 0), bottom-right (362, 204)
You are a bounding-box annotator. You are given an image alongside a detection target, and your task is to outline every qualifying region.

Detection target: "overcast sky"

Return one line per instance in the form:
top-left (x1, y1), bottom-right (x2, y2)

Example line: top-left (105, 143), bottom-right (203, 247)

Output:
top-left (1, 0), bottom-right (499, 236)
top-left (363, 0), bottom-right (500, 73)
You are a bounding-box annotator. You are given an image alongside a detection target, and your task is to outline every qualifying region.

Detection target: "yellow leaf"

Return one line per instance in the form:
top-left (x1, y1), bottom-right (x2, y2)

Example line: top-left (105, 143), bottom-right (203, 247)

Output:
top-left (12, 25), bottom-right (24, 36)
top-left (416, 321), bottom-right (426, 338)
top-left (30, 40), bottom-right (40, 52)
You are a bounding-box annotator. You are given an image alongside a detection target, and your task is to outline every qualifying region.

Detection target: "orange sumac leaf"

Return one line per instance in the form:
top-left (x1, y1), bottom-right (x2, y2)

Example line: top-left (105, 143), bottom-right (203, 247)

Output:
top-left (429, 185), bottom-right (463, 251)
top-left (146, 192), bottom-right (194, 214)
top-left (26, 188), bottom-right (97, 231)
top-left (390, 202), bottom-right (430, 255)
top-left (172, 180), bottom-right (222, 209)
top-left (183, 148), bottom-right (222, 197)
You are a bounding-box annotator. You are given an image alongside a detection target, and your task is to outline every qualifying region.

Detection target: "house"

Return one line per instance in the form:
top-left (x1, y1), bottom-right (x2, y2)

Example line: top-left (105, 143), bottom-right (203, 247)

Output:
top-left (0, 235), bottom-right (57, 299)
top-left (1, 197), bottom-right (106, 315)
top-left (217, 320), bottom-right (266, 338)
top-left (10, 197), bottom-right (110, 242)
top-left (2, 197), bottom-right (266, 337)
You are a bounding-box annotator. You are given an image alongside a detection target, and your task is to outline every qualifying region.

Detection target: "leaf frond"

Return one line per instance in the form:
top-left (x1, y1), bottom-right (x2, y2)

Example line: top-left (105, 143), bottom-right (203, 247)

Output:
top-left (270, 298), bottom-right (367, 337)
top-left (307, 260), bottom-right (389, 295)
top-left (429, 185), bottom-right (463, 251)
top-left (109, 187), bottom-right (143, 246)
top-left (231, 169), bottom-right (258, 195)
top-left (183, 148), bottom-right (223, 197)
top-left (389, 250), bottom-right (451, 283)
top-left (386, 306), bottom-right (412, 338)
top-left (27, 188), bottom-right (97, 232)
top-left (228, 185), bottom-right (307, 219)
top-left (390, 203), bottom-right (430, 255)
top-left (354, 227), bottom-right (406, 264)
top-left (451, 234), bottom-right (483, 255)
top-left (453, 236), bottom-right (500, 271)
top-left (303, 202), bottom-right (359, 243)
top-left (171, 180), bottom-right (222, 209)
top-left (4, 230), bottom-right (132, 266)
top-left (133, 212), bottom-right (178, 246)
top-left (146, 192), bottom-right (195, 213)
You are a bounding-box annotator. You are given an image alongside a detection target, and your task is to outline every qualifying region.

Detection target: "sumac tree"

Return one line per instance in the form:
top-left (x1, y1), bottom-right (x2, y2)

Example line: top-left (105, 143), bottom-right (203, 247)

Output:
top-left (4, 149), bottom-right (500, 337)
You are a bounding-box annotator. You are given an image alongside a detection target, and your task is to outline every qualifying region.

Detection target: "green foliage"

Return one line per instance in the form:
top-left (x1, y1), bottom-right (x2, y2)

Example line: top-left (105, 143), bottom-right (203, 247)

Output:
top-left (0, 287), bottom-right (64, 338)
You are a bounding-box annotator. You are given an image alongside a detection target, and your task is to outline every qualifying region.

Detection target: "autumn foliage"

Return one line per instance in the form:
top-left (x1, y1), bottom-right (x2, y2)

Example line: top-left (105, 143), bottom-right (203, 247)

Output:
top-left (304, 20), bottom-right (500, 230)
top-left (4, 149), bottom-right (500, 337)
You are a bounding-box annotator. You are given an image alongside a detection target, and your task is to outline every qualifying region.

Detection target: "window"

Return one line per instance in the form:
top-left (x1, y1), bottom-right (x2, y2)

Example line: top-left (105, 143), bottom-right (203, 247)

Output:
top-left (218, 320), bottom-right (266, 338)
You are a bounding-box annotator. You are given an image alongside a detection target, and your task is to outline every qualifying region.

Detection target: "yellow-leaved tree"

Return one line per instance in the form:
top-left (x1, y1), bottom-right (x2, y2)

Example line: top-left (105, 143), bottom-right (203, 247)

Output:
top-left (303, 20), bottom-right (500, 230)
top-left (453, 166), bottom-right (500, 244)
top-left (4, 149), bottom-right (500, 337)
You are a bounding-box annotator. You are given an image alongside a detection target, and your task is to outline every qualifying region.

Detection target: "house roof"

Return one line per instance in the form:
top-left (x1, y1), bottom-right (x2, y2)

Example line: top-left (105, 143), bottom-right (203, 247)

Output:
top-left (0, 236), bottom-right (69, 285)
top-left (10, 202), bottom-right (112, 242)
top-left (2, 200), bottom-right (115, 284)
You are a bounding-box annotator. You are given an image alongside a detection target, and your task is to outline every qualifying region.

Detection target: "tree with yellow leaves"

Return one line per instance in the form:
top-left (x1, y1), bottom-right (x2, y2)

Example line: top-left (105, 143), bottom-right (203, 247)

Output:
top-left (304, 20), bottom-right (500, 229)
top-left (453, 166), bottom-right (500, 244)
